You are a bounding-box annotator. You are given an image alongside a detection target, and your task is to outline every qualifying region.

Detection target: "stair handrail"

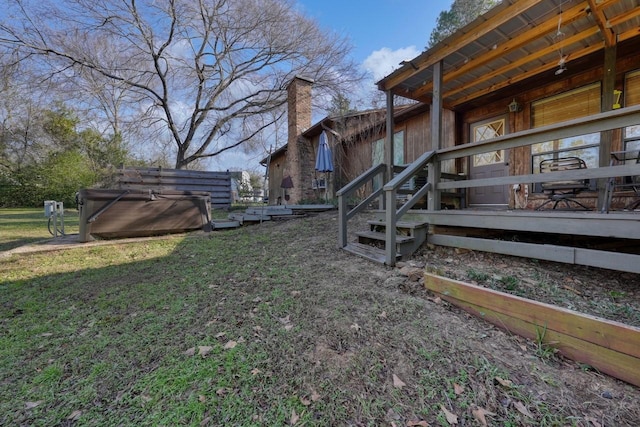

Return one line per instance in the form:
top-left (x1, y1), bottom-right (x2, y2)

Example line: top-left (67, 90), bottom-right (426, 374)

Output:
top-left (383, 150), bottom-right (436, 265)
top-left (337, 163), bottom-right (387, 248)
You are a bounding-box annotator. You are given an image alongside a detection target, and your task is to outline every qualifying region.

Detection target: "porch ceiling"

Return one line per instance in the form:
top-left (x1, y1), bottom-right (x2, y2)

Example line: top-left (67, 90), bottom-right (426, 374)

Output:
top-left (377, 0), bottom-right (640, 109)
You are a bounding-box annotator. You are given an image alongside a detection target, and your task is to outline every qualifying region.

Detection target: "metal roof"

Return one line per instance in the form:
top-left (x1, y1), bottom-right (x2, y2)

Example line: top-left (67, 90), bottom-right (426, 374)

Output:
top-left (377, 0), bottom-right (640, 110)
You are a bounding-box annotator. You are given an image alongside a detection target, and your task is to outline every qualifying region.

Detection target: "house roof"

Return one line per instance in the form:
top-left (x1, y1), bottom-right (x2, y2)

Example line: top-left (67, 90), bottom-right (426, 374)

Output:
top-left (259, 106), bottom-right (418, 165)
top-left (377, 0), bottom-right (640, 110)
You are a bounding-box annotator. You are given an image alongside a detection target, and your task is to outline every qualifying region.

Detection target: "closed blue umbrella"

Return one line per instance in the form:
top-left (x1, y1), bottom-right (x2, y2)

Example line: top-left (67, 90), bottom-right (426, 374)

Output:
top-left (315, 131), bottom-right (333, 202)
top-left (315, 131), bottom-right (333, 173)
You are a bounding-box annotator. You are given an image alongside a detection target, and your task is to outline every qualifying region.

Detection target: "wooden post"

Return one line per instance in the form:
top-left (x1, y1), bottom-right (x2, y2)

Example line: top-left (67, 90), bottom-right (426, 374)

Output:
top-left (598, 44), bottom-right (616, 210)
top-left (385, 90), bottom-right (396, 264)
top-left (385, 90), bottom-right (395, 187)
top-left (428, 61), bottom-right (443, 210)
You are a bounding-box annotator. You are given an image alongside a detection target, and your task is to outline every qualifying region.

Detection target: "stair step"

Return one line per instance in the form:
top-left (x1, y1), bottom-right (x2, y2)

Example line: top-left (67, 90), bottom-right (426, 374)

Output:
top-left (355, 230), bottom-right (414, 244)
top-left (211, 220), bottom-right (241, 229)
top-left (367, 220), bottom-right (429, 230)
top-left (228, 213), bottom-right (271, 222)
top-left (245, 207), bottom-right (293, 215)
top-left (342, 242), bottom-right (401, 264)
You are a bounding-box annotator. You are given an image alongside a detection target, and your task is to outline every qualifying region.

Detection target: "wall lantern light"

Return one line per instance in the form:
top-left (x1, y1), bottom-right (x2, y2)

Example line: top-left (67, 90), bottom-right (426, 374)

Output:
top-left (508, 98), bottom-right (522, 113)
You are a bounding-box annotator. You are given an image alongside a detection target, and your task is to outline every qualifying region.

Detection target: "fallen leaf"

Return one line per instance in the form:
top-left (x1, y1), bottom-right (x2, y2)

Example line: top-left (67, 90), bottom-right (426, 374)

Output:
top-left (140, 394), bottom-right (152, 403)
top-left (198, 395), bottom-right (206, 403)
top-left (183, 347), bottom-right (196, 356)
top-left (251, 368), bottom-right (262, 375)
top-left (494, 376), bottom-right (513, 388)
top-left (215, 332), bottom-right (226, 338)
top-left (300, 396), bottom-right (311, 406)
top-left (472, 406), bottom-right (495, 426)
top-left (453, 383), bottom-right (465, 395)
top-left (216, 388), bottom-right (227, 396)
top-left (25, 401), bottom-right (43, 409)
top-left (198, 345), bottom-right (213, 357)
top-left (406, 420), bottom-right (429, 426)
top-left (40, 332), bottom-right (53, 337)
top-left (284, 324), bottom-right (294, 331)
top-left (310, 390), bottom-right (321, 402)
top-left (67, 410), bottom-right (82, 421)
top-left (279, 315), bottom-right (291, 324)
top-left (350, 323), bottom-right (361, 331)
top-left (253, 325), bottom-right (263, 332)
top-left (223, 340), bottom-right (237, 350)
top-left (440, 405), bottom-right (458, 425)
top-left (290, 409), bottom-right (299, 425)
top-left (290, 290), bottom-right (301, 296)
top-left (392, 374), bottom-right (406, 389)
top-left (513, 401), bottom-right (533, 418)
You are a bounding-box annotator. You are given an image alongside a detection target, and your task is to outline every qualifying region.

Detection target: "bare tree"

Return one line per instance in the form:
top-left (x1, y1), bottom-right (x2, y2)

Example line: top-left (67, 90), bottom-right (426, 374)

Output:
top-left (0, 0), bottom-right (363, 169)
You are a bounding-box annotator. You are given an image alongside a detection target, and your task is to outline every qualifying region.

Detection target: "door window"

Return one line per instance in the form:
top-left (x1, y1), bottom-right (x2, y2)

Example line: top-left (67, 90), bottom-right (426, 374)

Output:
top-left (472, 118), bottom-right (505, 166)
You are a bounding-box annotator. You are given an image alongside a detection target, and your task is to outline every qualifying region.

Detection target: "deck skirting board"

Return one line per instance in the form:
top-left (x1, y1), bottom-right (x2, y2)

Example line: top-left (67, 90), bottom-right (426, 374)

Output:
top-left (404, 210), bottom-right (640, 239)
top-left (429, 234), bottom-right (640, 274)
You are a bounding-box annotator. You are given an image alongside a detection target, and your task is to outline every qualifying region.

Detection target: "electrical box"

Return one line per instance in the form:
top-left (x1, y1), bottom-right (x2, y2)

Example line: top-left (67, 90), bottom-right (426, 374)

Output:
top-left (44, 200), bottom-right (56, 217)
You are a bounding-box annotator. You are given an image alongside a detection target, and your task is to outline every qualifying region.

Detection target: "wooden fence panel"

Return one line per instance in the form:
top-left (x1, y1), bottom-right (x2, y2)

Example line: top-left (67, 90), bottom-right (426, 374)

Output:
top-left (117, 167), bottom-right (232, 210)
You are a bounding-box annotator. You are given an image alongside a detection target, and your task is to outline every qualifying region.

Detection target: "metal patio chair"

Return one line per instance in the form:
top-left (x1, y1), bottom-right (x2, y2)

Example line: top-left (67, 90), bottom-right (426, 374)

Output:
top-left (604, 150), bottom-right (640, 212)
top-left (536, 157), bottom-right (591, 210)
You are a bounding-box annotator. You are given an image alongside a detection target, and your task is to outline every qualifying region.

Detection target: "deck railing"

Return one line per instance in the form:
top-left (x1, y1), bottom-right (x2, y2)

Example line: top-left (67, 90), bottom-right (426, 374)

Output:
top-left (337, 163), bottom-right (387, 248)
top-left (434, 105), bottom-right (640, 202)
top-left (338, 105), bottom-right (640, 264)
top-left (382, 150), bottom-right (435, 264)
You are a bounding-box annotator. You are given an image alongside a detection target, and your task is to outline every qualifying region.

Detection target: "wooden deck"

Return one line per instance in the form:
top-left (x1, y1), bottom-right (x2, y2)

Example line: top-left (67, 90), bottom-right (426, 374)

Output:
top-left (400, 209), bottom-right (640, 274)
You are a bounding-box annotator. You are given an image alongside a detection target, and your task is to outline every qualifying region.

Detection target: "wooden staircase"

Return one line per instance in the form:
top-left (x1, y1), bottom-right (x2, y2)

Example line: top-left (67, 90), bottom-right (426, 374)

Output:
top-left (344, 220), bottom-right (429, 264)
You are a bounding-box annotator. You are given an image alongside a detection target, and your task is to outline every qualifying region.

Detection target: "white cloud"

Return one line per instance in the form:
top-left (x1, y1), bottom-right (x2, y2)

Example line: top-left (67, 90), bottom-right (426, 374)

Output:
top-left (362, 46), bottom-right (421, 82)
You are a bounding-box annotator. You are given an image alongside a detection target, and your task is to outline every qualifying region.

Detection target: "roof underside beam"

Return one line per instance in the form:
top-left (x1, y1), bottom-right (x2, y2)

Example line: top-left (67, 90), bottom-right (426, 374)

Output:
top-left (411, 1), bottom-right (590, 101)
top-left (587, 0), bottom-right (617, 47)
top-left (442, 26), bottom-right (600, 102)
top-left (378, 0), bottom-right (547, 92)
top-left (449, 42), bottom-right (603, 107)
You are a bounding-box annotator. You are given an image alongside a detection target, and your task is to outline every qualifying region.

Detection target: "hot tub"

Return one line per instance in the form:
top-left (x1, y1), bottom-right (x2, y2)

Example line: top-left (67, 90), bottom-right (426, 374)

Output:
top-left (77, 189), bottom-right (211, 242)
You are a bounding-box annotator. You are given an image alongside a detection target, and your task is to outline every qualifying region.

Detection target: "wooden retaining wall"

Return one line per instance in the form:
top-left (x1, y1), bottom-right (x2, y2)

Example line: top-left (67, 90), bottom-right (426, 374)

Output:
top-left (117, 167), bottom-right (232, 210)
top-left (424, 273), bottom-right (640, 388)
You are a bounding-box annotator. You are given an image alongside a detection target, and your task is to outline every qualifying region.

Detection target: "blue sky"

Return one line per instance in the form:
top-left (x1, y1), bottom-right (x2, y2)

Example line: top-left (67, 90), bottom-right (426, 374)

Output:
top-left (298, 0), bottom-right (454, 79)
top-left (214, 0), bottom-right (454, 171)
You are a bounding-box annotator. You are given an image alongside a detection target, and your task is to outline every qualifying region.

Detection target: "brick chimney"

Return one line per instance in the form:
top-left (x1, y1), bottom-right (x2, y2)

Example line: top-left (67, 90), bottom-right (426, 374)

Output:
top-left (286, 76), bottom-right (314, 203)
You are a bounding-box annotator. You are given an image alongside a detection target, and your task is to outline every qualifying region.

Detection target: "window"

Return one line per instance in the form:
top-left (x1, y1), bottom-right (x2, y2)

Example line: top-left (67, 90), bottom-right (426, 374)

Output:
top-left (531, 83), bottom-right (601, 173)
top-left (472, 118), bottom-right (505, 167)
top-left (624, 70), bottom-right (640, 154)
top-left (372, 131), bottom-right (404, 190)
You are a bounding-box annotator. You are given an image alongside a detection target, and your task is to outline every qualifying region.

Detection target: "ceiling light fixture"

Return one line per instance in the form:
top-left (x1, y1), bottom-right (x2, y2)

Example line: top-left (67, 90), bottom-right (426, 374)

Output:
top-left (554, 1), bottom-right (568, 76)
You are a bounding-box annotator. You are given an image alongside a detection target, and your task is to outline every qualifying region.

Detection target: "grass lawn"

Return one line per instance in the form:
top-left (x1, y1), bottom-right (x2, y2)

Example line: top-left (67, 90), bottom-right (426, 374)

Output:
top-left (1, 209), bottom-right (638, 426)
top-left (0, 208), bottom-right (79, 252)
